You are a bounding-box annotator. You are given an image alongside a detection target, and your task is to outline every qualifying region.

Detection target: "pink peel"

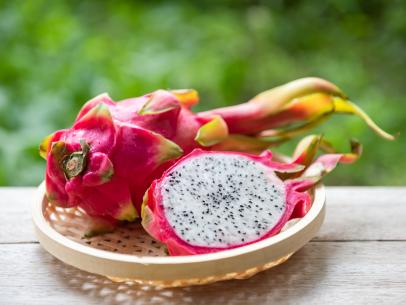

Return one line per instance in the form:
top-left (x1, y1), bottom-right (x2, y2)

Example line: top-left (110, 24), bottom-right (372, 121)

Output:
top-left (141, 149), bottom-right (319, 255)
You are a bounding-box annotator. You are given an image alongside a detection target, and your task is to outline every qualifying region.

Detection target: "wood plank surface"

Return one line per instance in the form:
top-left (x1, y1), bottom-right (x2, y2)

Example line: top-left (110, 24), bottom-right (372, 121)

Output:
top-left (1, 242), bottom-right (405, 305)
top-left (0, 187), bottom-right (38, 243)
top-left (0, 187), bottom-right (405, 305)
top-left (316, 187), bottom-right (406, 241)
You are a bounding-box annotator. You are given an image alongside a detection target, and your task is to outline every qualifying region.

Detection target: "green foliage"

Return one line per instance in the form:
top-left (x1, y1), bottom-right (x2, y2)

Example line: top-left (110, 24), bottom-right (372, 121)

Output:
top-left (0, 0), bottom-right (405, 186)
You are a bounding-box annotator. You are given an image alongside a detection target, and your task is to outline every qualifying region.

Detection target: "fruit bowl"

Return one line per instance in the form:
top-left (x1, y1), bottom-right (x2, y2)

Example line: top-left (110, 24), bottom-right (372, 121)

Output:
top-left (32, 181), bottom-right (325, 288)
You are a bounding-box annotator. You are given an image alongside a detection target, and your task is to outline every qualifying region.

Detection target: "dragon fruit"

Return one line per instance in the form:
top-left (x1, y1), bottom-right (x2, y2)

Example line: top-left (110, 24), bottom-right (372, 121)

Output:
top-left (141, 141), bottom-right (360, 256)
top-left (40, 77), bottom-right (393, 225)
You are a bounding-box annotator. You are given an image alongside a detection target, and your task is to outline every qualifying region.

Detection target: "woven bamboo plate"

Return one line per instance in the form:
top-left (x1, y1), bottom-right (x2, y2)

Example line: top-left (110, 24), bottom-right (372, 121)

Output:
top-left (33, 181), bottom-right (325, 288)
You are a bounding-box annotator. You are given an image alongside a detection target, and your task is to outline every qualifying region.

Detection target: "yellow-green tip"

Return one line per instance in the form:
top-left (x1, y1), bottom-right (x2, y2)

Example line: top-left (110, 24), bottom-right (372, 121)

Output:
top-left (83, 218), bottom-right (116, 238)
top-left (170, 89), bottom-right (199, 108)
top-left (156, 135), bottom-right (184, 164)
top-left (195, 116), bottom-right (229, 147)
top-left (333, 97), bottom-right (397, 141)
top-left (77, 103), bottom-right (113, 125)
top-left (39, 133), bottom-right (53, 159)
top-left (115, 202), bottom-right (138, 222)
top-left (138, 94), bottom-right (179, 115)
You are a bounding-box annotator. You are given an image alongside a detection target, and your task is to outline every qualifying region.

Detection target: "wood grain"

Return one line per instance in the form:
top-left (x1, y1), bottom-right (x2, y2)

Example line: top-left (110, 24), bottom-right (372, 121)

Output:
top-left (1, 187), bottom-right (406, 305)
top-left (0, 242), bottom-right (405, 305)
top-left (0, 187), bottom-right (37, 243)
top-left (317, 187), bottom-right (406, 241)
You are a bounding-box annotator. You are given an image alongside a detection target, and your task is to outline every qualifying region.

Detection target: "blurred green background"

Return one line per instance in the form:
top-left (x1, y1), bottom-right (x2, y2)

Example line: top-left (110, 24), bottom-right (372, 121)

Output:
top-left (0, 0), bottom-right (404, 186)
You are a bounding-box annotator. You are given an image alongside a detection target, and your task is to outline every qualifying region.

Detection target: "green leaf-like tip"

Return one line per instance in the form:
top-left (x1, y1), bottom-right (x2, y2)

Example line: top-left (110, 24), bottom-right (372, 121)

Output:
top-left (138, 95), bottom-right (179, 115)
top-left (333, 97), bottom-right (397, 141)
top-left (155, 133), bottom-right (184, 164)
top-left (77, 102), bottom-right (113, 125)
top-left (79, 139), bottom-right (90, 155)
top-left (50, 141), bottom-right (67, 162)
top-left (115, 202), bottom-right (138, 222)
top-left (292, 134), bottom-right (322, 165)
top-left (39, 133), bottom-right (53, 159)
top-left (140, 191), bottom-right (153, 234)
top-left (91, 102), bottom-right (111, 117)
top-left (195, 116), bottom-right (229, 147)
top-left (83, 217), bottom-right (116, 238)
top-left (100, 166), bottom-right (114, 183)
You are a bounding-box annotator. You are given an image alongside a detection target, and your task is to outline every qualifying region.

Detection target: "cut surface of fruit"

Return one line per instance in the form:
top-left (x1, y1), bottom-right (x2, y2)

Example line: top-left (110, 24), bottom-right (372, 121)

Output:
top-left (161, 153), bottom-right (286, 247)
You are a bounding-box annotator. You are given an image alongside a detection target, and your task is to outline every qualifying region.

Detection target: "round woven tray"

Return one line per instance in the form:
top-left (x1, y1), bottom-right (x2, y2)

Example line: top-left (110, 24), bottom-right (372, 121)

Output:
top-left (33, 182), bottom-right (325, 288)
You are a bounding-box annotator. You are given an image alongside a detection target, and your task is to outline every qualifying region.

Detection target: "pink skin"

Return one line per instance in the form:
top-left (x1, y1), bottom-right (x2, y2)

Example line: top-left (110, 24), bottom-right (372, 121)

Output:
top-left (141, 149), bottom-right (314, 256)
top-left (77, 91), bottom-right (207, 154)
top-left (45, 104), bottom-right (134, 221)
top-left (43, 91), bottom-right (204, 222)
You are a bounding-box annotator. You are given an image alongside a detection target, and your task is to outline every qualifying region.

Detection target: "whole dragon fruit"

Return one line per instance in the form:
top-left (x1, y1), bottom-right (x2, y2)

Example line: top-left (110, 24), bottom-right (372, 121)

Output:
top-left (40, 78), bottom-right (393, 226)
top-left (141, 140), bottom-right (360, 255)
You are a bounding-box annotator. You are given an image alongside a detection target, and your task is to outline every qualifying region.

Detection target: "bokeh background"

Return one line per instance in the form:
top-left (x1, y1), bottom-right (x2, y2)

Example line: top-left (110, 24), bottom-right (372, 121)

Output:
top-left (0, 0), bottom-right (405, 186)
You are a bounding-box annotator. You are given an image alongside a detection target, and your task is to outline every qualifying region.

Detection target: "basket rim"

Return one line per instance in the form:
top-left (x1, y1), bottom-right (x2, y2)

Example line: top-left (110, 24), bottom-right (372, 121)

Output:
top-left (33, 181), bottom-right (325, 265)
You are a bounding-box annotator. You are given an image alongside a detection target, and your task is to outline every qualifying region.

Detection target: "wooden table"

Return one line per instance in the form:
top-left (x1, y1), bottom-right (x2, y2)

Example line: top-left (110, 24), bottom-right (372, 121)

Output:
top-left (1, 187), bottom-right (405, 305)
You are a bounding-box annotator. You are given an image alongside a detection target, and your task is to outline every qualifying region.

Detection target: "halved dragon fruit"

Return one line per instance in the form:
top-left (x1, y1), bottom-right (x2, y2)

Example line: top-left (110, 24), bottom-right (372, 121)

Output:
top-left (141, 144), bottom-right (359, 256)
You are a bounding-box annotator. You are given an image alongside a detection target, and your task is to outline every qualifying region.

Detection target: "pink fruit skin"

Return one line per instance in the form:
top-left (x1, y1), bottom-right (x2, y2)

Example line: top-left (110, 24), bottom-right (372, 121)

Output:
top-left (43, 90), bottom-right (211, 222)
top-left (141, 149), bottom-right (316, 256)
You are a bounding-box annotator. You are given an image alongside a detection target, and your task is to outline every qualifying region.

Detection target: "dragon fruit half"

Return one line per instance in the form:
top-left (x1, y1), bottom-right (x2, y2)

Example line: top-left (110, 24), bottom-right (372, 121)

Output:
top-left (141, 140), bottom-right (360, 256)
top-left (40, 78), bottom-right (393, 224)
